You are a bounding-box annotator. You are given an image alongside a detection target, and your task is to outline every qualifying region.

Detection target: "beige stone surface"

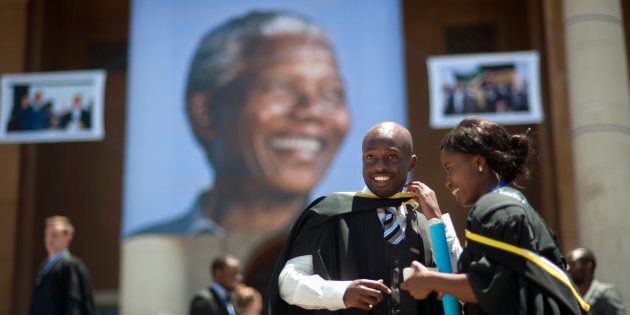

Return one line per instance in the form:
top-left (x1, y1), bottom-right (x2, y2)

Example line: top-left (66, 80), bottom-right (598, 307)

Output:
top-left (120, 230), bottom-right (279, 314)
top-left (564, 0), bottom-right (630, 311)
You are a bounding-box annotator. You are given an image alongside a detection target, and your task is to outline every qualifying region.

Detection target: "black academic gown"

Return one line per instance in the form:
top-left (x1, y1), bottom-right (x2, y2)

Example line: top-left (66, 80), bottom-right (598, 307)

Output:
top-left (29, 254), bottom-right (96, 315)
top-left (265, 192), bottom-right (443, 315)
top-left (459, 186), bottom-right (587, 315)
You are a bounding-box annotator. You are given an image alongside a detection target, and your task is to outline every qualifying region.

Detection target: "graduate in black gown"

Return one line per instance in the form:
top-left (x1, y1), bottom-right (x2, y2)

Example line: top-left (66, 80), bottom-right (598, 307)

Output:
top-left (401, 117), bottom-right (590, 315)
top-left (265, 122), bottom-right (447, 315)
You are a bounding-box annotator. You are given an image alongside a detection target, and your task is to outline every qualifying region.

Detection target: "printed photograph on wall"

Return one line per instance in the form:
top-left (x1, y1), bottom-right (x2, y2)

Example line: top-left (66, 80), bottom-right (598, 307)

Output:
top-left (427, 51), bottom-right (543, 128)
top-left (0, 70), bottom-right (106, 143)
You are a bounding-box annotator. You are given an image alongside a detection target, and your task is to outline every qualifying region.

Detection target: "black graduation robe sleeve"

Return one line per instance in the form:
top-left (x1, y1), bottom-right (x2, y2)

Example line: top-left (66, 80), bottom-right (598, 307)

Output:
top-left (461, 206), bottom-right (538, 314)
top-left (458, 188), bottom-right (585, 315)
top-left (264, 196), bottom-right (332, 315)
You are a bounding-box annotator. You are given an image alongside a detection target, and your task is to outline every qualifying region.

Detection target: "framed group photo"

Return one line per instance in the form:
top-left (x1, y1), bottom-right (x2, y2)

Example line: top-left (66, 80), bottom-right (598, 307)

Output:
top-left (0, 70), bottom-right (106, 143)
top-left (427, 51), bottom-right (543, 128)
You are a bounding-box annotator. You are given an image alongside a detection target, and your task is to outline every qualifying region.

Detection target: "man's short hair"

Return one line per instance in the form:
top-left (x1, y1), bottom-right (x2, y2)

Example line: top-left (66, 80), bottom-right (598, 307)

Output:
top-left (363, 121), bottom-right (414, 156)
top-left (186, 10), bottom-right (330, 98)
top-left (45, 215), bottom-right (75, 236)
top-left (211, 255), bottom-right (238, 276)
top-left (573, 247), bottom-right (597, 272)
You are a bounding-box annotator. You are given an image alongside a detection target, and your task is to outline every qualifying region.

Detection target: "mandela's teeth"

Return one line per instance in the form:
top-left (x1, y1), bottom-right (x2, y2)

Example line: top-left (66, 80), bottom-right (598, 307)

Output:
top-left (270, 137), bottom-right (322, 153)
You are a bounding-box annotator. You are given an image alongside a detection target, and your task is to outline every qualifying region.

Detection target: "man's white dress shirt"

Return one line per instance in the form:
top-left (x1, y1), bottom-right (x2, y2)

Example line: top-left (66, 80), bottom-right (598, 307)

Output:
top-left (278, 187), bottom-right (463, 310)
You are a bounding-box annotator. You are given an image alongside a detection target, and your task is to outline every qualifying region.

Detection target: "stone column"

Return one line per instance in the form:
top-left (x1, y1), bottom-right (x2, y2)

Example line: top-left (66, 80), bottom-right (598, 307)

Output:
top-left (564, 0), bottom-right (630, 310)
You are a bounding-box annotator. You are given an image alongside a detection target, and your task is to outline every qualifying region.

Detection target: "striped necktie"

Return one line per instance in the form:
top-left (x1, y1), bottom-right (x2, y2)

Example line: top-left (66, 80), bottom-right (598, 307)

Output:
top-left (382, 206), bottom-right (404, 244)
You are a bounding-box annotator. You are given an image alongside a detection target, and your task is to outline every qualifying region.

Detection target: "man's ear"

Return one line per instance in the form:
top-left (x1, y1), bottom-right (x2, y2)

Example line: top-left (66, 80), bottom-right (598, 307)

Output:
top-left (187, 91), bottom-right (216, 141)
top-left (408, 154), bottom-right (417, 171)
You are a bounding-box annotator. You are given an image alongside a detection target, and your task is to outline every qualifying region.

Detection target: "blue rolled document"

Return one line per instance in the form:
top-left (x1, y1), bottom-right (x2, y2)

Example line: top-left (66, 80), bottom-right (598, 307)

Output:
top-left (429, 222), bottom-right (461, 315)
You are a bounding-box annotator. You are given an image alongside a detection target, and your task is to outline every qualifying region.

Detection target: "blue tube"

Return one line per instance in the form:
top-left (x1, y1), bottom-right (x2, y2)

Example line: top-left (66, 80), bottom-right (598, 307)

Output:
top-left (429, 222), bottom-right (461, 315)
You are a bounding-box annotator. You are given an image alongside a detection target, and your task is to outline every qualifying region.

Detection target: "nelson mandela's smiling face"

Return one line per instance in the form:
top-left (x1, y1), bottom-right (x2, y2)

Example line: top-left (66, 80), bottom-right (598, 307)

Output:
top-left (214, 34), bottom-right (350, 194)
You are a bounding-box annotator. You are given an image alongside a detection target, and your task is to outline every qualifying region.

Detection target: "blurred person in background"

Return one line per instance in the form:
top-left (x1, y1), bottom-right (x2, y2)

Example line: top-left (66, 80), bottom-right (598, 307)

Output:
top-left (24, 91), bottom-right (53, 130)
top-left (567, 247), bottom-right (626, 315)
top-left (58, 94), bottom-right (92, 131)
top-left (190, 255), bottom-right (244, 315)
top-left (29, 215), bottom-right (96, 315)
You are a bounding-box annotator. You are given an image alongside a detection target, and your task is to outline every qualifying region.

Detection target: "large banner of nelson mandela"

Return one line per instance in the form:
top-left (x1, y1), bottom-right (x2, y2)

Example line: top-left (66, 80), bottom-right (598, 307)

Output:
top-left (122, 0), bottom-right (407, 313)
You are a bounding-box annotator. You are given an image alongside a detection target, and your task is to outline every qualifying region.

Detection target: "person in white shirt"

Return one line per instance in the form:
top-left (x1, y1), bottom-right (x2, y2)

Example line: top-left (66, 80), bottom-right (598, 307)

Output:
top-left (265, 121), bottom-right (462, 315)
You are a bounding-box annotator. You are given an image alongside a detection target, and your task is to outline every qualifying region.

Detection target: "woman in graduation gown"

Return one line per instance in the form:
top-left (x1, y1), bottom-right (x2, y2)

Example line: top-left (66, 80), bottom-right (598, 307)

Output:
top-left (401, 117), bottom-right (589, 315)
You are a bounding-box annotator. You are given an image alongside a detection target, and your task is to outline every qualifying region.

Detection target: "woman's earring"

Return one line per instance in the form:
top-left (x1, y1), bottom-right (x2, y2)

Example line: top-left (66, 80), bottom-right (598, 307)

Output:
top-left (478, 166), bottom-right (483, 173)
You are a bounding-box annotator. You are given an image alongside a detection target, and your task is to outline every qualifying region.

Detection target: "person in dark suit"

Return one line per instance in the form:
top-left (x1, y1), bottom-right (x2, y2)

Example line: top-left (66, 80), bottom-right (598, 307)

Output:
top-left (29, 216), bottom-right (96, 315)
top-left (190, 255), bottom-right (244, 315)
top-left (7, 94), bottom-right (31, 131)
top-left (58, 94), bottom-right (92, 130)
top-left (24, 91), bottom-right (53, 130)
top-left (567, 247), bottom-right (627, 315)
top-left (444, 81), bottom-right (478, 115)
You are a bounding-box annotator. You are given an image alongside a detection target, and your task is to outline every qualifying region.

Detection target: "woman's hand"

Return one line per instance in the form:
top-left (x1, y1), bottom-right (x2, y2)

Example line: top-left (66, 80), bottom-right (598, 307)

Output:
top-left (400, 261), bottom-right (434, 300)
top-left (406, 181), bottom-right (442, 220)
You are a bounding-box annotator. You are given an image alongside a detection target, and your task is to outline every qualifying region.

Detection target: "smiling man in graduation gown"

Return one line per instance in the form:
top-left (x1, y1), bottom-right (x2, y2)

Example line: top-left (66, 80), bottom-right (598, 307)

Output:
top-left (265, 122), bottom-right (445, 315)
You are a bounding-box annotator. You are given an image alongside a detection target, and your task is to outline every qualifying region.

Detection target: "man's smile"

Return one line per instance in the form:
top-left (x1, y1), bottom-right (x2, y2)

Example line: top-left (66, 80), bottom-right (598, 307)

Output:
top-left (269, 136), bottom-right (323, 154)
top-left (371, 174), bottom-right (393, 187)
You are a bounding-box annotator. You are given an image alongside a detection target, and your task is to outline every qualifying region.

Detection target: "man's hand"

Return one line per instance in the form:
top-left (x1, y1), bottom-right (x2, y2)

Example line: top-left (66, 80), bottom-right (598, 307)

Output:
top-left (400, 261), bottom-right (434, 300)
top-left (406, 181), bottom-right (442, 220)
top-left (343, 279), bottom-right (391, 310)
